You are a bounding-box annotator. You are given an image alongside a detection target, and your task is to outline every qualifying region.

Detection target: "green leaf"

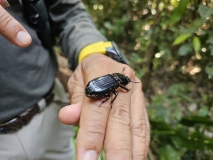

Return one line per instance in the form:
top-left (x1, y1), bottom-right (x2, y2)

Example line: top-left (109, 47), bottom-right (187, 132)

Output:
top-left (198, 4), bottom-right (213, 19)
top-left (181, 19), bottom-right (205, 35)
top-left (158, 145), bottom-right (182, 160)
top-left (171, 136), bottom-right (203, 151)
top-left (209, 45), bottom-right (213, 56)
top-left (197, 107), bottom-right (209, 117)
top-left (205, 62), bottom-right (213, 79)
top-left (206, 37), bottom-right (213, 45)
top-left (192, 36), bottom-right (201, 52)
top-left (168, 0), bottom-right (190, 25)
top-left (178, 44), bottom-right (192, 56)
top-left (181, 116), bottom-right (213, 126)
top-left (103, 21), bottom-right (113, 30)
top-left (173, 34), bottom-right (191, 45)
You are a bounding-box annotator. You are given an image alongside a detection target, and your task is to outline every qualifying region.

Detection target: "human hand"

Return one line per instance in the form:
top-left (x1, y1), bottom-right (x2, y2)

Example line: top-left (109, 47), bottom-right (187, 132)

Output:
top-left (0, 5), bottom-right (31, 47)
top-left (59, 54), bottom-right (150, 160)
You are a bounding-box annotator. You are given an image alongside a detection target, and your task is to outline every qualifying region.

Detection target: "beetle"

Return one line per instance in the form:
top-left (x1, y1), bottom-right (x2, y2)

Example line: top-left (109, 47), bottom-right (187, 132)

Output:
top-left (85, 68), bottom-right (139, 107)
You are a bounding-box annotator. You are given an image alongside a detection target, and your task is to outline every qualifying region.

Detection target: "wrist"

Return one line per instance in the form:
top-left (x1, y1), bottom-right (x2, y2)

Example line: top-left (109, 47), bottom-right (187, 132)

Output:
top-left (78, 41), bottom-right (128, 65)
top-left (78, 41), bottom-right (111, 63)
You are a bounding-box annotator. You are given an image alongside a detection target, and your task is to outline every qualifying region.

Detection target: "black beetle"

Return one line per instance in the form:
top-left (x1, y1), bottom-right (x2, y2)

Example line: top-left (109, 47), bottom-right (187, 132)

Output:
top-left (85, 68), bottom-right (139, 106)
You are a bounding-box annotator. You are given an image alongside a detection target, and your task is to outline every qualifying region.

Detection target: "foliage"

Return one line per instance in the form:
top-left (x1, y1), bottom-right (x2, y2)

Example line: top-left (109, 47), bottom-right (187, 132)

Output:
top-left (82, 0), bottom-right (213, 159)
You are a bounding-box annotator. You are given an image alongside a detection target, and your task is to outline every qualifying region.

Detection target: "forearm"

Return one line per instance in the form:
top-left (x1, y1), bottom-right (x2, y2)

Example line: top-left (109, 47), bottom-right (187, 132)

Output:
top-left (48, 0), bottom-right (107, 70)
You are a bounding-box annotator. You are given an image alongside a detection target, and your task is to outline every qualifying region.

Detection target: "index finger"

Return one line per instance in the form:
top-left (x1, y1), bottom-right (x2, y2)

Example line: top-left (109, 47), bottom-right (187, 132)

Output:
top-left (76, 54), bottom-right (120, 160)
top-left (0, 5), bottom-right (31, 47)
top-left (77, 89), bottom-right (111, 160)
top-left (77, 55), bottom-right (115, 160)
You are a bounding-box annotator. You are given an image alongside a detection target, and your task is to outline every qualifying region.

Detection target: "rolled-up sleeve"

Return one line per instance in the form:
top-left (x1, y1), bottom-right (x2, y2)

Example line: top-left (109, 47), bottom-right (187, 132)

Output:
top-left (48, 0), bottom-right (107, 70)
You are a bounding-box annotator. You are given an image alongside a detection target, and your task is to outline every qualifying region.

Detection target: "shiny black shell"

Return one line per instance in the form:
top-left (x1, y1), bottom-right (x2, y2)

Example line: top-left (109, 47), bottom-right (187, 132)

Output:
top-left (85, 74), bottom-right (120, 98)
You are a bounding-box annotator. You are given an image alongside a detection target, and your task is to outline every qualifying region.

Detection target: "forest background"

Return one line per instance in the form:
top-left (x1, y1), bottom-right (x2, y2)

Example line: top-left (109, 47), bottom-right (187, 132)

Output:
top-left (57, 0), bottom-right (213, 159)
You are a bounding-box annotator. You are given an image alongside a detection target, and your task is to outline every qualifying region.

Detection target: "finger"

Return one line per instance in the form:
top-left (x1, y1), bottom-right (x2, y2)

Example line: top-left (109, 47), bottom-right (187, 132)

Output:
top-left (58, 66), bottom-right (86, 125)
top-left (131, 77), bottom-right (150, 160)
top-left (77, 94), bottom-right (111, 160)
top-left (59, 103), bottom-right (82, 125)
top-left (67, 66), bottom-right (85, 105)
top-left (76, 55), bottom-right (120, 160)
top-left (104, 66), bottom-right (134, 160)
top-left (143, 96), bottom-right (150, 156)
top-left (0, 6), bottom-right (31, 47)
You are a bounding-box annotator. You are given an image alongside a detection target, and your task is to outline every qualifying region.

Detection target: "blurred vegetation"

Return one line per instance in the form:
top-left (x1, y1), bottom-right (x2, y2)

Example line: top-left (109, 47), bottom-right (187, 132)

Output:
top-left (81, 0), bottom-right (213, 159)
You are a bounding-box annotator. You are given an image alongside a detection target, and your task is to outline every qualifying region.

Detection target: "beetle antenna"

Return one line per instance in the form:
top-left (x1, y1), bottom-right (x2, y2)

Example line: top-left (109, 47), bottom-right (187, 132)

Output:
top-left (125, 76), bottom-right (140, 83)
top-left (122, 67), bottom-right (125, 74)
top-left (129, 80), bottom-right (140, 83)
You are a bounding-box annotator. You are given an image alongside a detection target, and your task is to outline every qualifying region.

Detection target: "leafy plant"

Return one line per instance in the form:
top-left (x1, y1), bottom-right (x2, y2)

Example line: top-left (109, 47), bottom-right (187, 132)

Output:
top-left (82, 0), bottom-right (213, 159)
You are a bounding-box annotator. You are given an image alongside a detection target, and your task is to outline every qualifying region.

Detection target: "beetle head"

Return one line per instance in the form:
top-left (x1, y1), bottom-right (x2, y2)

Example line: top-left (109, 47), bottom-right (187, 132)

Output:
top-left (114, 73), bottom-right (130, 86)
top-left (121, 75), bottom-right (140, 85)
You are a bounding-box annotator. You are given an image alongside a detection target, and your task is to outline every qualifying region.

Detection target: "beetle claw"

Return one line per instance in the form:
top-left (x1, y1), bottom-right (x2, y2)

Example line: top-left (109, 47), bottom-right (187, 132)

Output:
top-left (99, 95), bottom-right (110, 107)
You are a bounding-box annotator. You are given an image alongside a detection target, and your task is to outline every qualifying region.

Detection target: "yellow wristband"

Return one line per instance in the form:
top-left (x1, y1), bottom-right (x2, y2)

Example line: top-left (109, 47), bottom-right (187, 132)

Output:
top-left (78, 41), bottom-right (112, 63)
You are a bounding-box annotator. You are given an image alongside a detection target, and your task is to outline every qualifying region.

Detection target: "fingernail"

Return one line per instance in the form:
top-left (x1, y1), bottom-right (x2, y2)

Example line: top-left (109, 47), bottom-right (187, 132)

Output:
top-left (82, 150), bottom-right (98, 160)
top-left (16, 31), bottom-right (31, 45)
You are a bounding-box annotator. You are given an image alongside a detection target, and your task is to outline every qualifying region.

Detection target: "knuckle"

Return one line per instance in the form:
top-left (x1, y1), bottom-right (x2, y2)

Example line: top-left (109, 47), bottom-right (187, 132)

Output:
top-left (0, 13), bottom-right (13, 31)
top-left (85, 120), bottom-right (105, 139)
top-left (131, 119), bottom-right (146, 138)
top-left (67, 72), bottom-right (82, 92)
top-left (116, 147), bottom-right (132, 154)
top-left (123, 65), bottom-right (135, 80)
top-left (134, 154), bottom-right (145, 160)
top-left (68, 72), bottom-right (78, 87)
top-left (70, 93), bottom-right (83, 104)
top-left (67, 72), bottom-right (84, 103)
top-left (110, 104), bottom-right (130, 124)
top-left (106, 148), bottom-right (132, 160)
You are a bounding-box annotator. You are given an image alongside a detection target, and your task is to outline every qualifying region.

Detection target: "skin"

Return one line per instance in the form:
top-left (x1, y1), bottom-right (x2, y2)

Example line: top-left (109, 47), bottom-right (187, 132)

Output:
top-left (59, 54), bottom-right (150, 160)
top-left (0, 5), bottom-right (150, 160)
top-left (0, 5), bottom-right (32, 47)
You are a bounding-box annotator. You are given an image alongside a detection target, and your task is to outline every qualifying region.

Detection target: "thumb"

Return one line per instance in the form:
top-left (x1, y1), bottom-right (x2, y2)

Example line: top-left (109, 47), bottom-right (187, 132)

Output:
top-left (0, 6), bottom-right (31, 47)
top-left (59, 103), bottom-right (82, 125)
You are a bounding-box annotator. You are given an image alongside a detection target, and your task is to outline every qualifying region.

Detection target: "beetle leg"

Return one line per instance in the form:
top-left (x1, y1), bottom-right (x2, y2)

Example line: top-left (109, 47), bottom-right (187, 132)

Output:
top-left (122, 67), bottom-right (125, 74)
top-left (99, 94), bottom-right (110, 107)
top-left (111, 91), bottom-right (118, 106)
top-left (120, 85), bottom-right (130, 91)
